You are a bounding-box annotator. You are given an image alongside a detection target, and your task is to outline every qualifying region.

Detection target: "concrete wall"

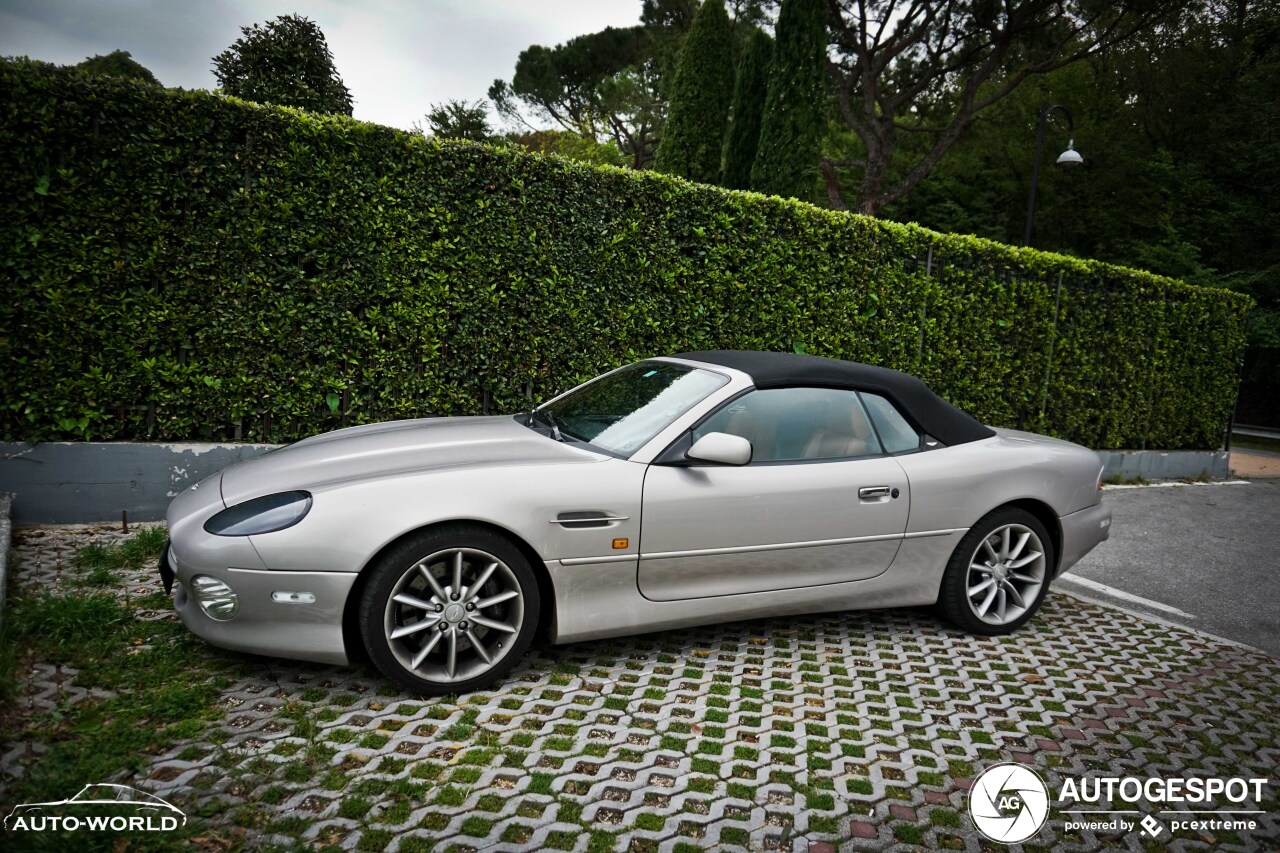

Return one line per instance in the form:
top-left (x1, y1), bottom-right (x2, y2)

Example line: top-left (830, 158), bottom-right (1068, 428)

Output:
top-left (1098, 449), bottom-right (1230, 481)
top-left (0, 442), bottom-right (278, 524)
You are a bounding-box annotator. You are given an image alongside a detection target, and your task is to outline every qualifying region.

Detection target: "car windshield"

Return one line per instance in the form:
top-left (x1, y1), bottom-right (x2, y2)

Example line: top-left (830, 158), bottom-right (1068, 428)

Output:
top-left (536, 361), bottom-right (727, 456)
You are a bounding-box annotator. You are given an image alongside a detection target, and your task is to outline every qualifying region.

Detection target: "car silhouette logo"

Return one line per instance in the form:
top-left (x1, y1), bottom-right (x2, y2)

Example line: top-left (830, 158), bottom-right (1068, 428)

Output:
top-left (4, 783), bottom-right (186, 832)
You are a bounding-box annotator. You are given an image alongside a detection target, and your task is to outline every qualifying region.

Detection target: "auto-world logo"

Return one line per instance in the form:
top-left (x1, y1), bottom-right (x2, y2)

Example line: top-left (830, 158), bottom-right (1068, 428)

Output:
top-left (4, 784), bottom-right (185, 833)
top-left (969, 763), bottom-right (1051, 843)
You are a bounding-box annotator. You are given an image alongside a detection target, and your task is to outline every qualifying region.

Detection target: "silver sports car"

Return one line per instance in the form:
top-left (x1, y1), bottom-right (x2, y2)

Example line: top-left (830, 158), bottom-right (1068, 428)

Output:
top-left (162, 351), bottom-right (1111, 695)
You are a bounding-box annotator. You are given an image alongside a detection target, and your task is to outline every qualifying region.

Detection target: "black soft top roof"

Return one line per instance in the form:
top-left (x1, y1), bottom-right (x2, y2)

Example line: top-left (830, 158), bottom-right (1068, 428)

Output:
top-left (673, 350), bottom-right (994, 446)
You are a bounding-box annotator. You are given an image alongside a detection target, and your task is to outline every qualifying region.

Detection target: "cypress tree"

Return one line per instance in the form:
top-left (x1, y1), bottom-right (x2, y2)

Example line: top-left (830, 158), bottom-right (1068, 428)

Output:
top-left (721, 28), bottom-right (773, 190)
top-left (750, 0), bottom-right (827, 198)
top-left (654, 0), bottom-right (735, 184)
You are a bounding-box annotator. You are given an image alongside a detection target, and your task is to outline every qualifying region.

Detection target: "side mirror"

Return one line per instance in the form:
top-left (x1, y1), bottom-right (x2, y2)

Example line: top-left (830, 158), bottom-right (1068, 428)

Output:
top-left (686, 432), bottom-right (752, 466)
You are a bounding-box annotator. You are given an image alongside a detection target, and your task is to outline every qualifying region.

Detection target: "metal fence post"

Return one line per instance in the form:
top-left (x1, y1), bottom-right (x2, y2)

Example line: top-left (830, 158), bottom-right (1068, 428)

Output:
top-left (918, 245), bottom-right (933, 369)
top-left (1039, 272), bottom-right (1064, 425)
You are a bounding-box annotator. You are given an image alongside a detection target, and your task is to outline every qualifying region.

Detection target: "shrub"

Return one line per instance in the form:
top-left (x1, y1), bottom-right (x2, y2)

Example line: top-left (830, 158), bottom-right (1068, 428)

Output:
top-left (0, 59), bottom-right (1251, 449)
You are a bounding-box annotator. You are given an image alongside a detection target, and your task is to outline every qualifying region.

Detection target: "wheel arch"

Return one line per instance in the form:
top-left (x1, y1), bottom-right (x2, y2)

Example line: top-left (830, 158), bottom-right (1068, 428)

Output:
top-left (936, 497), bottom-right (1061, 633)
top-left (998, 498), bottom-right (1063, 575)
top-left (935, 496), bottom-right (1064, 605)
top-left (340, 519), bottom-right (557, 662)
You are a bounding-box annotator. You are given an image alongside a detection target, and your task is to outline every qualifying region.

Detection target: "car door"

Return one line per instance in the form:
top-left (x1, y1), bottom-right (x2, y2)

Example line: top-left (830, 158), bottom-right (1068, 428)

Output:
top-left (638, 386), bottom-right (911, 601)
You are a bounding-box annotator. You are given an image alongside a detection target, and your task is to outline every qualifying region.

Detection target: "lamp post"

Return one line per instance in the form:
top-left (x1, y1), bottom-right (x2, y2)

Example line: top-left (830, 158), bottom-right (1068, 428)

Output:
top-left (1023, 104), bottom-right (1083, 246)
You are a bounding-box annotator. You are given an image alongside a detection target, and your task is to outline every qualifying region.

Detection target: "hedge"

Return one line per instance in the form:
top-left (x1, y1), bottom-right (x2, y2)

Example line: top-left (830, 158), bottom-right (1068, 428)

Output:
top-left (0, 60), bottom-right (1253, 450)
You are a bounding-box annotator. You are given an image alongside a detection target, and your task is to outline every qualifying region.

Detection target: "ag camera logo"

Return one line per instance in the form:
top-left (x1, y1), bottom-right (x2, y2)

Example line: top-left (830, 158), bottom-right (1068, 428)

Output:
top-left (969, 763), bottom-right (1050, 843)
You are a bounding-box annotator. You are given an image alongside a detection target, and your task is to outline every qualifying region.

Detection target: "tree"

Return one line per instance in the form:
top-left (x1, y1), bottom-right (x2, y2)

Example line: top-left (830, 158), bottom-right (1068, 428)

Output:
top-left (751, 0), bottom-right (828, 198)
top-left (655, 0), bottom-right (736, 183)
top-left (1118, 1), bottom-right (1280, 426)
top-left (641, 0), bottom-right (698, 85)
top-left (76, 50), bottom-right (159, 85)
top-left (489, 26), bottom-right (664, 168)
top-left (490, 7), bottom-right (698, 169)
top-left (212, 14), bottom-right (353, 115)
top-left (878, 0), bottom-right (1280, 425)
top-left (821, 0), bottom-right (1178, 215)
top-left (424, 100), bottom-right (492, 141)
top-left (722, 28), bottom-right (774, 189)
top-left (489, 27), bottom-right (647, 138)
top-left (510, 130), bottom-right (626, 167)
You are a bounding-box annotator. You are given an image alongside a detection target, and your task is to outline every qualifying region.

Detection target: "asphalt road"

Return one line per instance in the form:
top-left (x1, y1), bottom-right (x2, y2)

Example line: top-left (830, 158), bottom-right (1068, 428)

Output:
top-left (1056, 479), bottom-right (1280, 658)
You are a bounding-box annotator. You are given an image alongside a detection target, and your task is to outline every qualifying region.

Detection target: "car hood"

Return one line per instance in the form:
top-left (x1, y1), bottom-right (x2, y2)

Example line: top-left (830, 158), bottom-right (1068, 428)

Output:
top-left (219, 415), bottom-right (604, 506)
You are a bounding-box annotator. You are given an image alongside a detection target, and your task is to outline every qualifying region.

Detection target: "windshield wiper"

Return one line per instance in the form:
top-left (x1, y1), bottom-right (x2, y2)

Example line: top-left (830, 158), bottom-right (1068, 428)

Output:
top-left (524, 405), bottom-right (564, 441)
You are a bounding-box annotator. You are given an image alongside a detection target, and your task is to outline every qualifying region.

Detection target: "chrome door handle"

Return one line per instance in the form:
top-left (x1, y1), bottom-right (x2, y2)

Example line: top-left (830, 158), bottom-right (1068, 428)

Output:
top-left (858, 486), bottom-right (891, 499)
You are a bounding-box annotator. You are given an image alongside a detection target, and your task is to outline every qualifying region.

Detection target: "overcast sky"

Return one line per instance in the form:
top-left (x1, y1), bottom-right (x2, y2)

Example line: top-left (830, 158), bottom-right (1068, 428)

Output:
top-left (0, 0), bottom-right (644, 130)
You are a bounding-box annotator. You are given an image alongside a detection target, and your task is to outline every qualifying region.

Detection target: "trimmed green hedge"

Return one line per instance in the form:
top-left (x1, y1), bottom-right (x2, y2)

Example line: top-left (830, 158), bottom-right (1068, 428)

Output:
top-left (0, 60), bottom-right (1252, 449)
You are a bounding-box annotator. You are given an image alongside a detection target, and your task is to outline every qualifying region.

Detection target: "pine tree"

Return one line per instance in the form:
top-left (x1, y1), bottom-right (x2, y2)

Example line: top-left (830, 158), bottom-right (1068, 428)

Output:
top-left (653, 0), bottom-right (735, 183)
top-left (750, 0), bottom-right (827, 198)
top-left (721, 28), bottom-right (773, 190)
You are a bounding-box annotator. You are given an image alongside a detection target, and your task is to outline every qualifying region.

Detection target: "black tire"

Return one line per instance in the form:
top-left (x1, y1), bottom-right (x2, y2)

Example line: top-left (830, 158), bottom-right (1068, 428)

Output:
top-left (939, 507), bottom-right (1055, 636)
top-left (359, 525), bottom-right (540, 696)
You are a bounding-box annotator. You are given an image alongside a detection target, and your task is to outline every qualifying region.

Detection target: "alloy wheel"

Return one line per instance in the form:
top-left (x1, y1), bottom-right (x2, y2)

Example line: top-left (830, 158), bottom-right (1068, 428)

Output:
top-left (383, 547), bottom-right (525, 683)
top-left (965, 523), bottom-right (1046, 626)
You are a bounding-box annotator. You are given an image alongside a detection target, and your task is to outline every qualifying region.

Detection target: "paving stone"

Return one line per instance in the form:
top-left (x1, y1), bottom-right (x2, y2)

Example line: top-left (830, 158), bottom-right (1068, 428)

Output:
top-left (2, 524), bottom-right (1279, 852)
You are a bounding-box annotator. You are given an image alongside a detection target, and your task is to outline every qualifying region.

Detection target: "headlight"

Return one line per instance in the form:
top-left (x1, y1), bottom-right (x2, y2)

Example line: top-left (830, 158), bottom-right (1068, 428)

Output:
top-left (190, 575), bottom-right (239, 620)
top-left (204, 491), bottom-right (312, 536)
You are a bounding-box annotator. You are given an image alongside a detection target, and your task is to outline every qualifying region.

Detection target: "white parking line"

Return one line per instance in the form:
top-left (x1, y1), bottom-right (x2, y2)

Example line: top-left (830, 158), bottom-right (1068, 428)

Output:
top-left (1102, 480), bottom-right (1251, 490)
top-left (1057, 575), bottom-right (1196, 619)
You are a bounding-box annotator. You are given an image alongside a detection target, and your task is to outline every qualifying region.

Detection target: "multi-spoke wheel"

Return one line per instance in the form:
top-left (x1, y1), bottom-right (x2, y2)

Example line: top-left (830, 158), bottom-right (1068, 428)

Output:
top-left (939, 508), bottom-right (1055, 635)
top-left (360, 527), bottom-right (540, 695)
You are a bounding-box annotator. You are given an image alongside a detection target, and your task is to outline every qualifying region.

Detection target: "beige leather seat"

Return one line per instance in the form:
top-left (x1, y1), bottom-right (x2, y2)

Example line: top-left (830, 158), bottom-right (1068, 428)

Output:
top-left (802, 397), bottom-right (872, 459)
top-left (724, 407), bottom-right (776, 460)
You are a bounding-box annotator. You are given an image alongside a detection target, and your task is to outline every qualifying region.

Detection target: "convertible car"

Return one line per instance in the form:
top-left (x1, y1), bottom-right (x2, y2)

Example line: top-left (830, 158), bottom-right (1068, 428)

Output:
top-left (162, 351), bottom-right (1111, 695)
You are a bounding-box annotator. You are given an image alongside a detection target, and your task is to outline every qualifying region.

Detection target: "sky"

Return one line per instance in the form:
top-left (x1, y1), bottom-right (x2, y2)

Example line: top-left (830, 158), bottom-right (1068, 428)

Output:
top-left (0, 0), bottom-right (645, 130)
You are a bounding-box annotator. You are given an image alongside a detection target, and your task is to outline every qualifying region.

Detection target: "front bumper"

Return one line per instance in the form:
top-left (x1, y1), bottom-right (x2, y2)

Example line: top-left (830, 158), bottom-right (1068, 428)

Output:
top-left (161, 543), bottom-right (356, 665)
top-left (1056, 501), bottom-right (1112, 577)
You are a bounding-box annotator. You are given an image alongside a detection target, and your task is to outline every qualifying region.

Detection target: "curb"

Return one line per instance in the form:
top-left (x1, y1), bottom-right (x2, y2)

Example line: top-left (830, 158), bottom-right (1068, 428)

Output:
top-left (0, 492), bottom-right (11, 631)
top-left (1097, 448), bottom-right (1229, 481)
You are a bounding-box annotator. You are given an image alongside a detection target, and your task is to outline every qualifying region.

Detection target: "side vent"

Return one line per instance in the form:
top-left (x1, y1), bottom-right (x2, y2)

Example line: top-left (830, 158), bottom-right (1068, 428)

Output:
top-left (551, 511), bottom-right (629, 529)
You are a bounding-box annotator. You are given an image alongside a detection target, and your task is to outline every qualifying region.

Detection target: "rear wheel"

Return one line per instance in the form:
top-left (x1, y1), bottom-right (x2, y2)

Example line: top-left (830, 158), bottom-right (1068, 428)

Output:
top-left (939, 507), bottom-right (1054, 635)
top-left (360, 526), bottom-right (540, 695)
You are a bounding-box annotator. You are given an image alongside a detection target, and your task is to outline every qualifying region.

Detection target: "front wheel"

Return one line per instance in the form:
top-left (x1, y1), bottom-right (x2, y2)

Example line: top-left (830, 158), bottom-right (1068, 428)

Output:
top-left (359, 526), bottom-right (540, 695)
top-left (939, 507), bottom-right (1055, 635)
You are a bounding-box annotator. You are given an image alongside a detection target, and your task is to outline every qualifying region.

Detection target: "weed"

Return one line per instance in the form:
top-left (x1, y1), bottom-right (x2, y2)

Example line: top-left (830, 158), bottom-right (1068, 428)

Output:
top-left (70, 526), bottom-right (167, 586)
top-left (1103, 472), bottom-right (1148, 486)
top-left (1, 530), bottom-right (232, 815)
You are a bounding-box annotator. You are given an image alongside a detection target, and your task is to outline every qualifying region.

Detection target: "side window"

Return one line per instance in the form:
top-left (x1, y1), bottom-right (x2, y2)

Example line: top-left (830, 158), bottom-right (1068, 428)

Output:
top-left (693, 387), bottom-right (883, 462)
top-left (860, 392), bottom-right (921, 453)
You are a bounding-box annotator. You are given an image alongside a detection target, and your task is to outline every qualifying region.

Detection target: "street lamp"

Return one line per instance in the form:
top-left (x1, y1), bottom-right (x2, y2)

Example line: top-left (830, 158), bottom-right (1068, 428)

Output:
top-left (1023, 104), bottom-right (1082, 246)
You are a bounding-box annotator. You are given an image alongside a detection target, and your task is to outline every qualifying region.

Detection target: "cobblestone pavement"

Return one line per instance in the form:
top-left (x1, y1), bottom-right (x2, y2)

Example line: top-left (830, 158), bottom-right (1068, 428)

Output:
top-left (4, 525), bottom-right (1279, 852)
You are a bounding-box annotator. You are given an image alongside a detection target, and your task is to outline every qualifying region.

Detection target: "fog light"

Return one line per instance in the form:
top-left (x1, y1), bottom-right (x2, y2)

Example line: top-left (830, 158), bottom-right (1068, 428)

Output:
top-left (191, 574), bottom-right (239, 620)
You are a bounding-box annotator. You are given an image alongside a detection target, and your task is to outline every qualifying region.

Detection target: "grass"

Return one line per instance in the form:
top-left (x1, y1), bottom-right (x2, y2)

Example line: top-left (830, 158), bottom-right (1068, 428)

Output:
top-left (0, 529), bottom-right (233, 852)
top-left (69, 525), bottom-right (167, 587)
